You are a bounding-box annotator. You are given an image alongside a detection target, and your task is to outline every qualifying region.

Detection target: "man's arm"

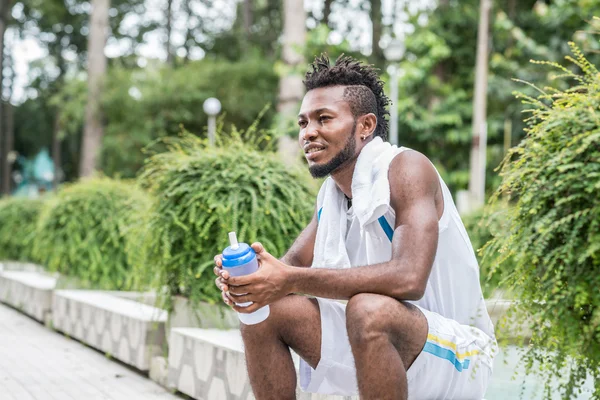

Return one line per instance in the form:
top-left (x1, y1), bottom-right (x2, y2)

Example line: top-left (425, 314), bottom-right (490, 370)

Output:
top-left (279, 205), bottom-right (318, 268)
top-left (226, 151), bottom-right (442, 309)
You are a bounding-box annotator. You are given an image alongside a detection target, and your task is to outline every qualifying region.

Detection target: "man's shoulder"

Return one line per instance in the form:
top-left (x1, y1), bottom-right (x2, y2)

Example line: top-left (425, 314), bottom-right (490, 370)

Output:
top-left (388, 149), bottom-right (439, 196)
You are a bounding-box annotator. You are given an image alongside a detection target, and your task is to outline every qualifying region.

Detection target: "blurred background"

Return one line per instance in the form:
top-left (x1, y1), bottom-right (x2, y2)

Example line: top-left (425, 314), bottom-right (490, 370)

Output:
top-left (0, 0), bottom-right (598, 206)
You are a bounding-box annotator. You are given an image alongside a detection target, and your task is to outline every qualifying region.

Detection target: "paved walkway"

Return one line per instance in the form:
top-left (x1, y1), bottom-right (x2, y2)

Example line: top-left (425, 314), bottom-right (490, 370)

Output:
top-left (0, 303), bottom-right (180, 400)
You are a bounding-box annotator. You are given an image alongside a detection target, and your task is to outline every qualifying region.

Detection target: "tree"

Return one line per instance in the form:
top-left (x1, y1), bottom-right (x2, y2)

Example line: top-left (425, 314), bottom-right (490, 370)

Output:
top-left (486, 42), bottom-right (600, 399)
top-left (277, 0), bottom-right (306, 164)
top-left (369, 0), bottom-right (384, 66)
top-left (389, 0), bottom-right (600, 197)
top-left (54, 58), bottom-right (279, 178)
top-left (12, 0), bottom-right (147, 183)
top-left (243, 0), bottom-right (252, 35)
top-left (467, 0), bottom-right (492, 209)
top-left (322, 0), bottom-right (333, 27)
top-left (165, 0), bottom-right (174, 66)
top-left (0, 0), bottom-right (13, 195)
top-left (79, 0), bottom-right (109, 178)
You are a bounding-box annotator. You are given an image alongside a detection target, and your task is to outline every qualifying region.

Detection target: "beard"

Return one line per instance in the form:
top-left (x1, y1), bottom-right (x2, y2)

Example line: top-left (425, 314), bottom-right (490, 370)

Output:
top-left (308, 120), bottom-right (357, 179)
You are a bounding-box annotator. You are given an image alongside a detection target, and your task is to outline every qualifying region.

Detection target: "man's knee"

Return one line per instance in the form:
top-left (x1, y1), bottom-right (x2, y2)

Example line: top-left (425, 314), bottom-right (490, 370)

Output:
top-left (240, 295), bottom-right (307, 337)
top-left (346, 293), bottom-right (399, 346)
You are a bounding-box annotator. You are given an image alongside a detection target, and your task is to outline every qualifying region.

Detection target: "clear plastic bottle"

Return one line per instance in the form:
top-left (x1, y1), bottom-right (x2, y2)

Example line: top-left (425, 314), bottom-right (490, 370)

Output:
top-left (222, 232), bottom-right (270, 325)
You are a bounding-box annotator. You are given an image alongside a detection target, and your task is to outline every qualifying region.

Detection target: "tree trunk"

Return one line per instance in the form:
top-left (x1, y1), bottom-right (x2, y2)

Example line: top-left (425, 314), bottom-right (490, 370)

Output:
top-left (1, 102), bottom-right (12, 195)
top-left (507, 0), bottom-right (516, 48)
top-left (369, 0), bottom-right (384, 66)
top-left (277, 0), bottom-right (306, 166)
top-left (243, 0), bottom-right (253, 35)
top-left (165, 0), bottom-right (174, 66)
top-left (278, 0), bottom-right (305, 114)
top-left (182, 0), bottom-right (192, 63)
top-left (52, 114), bottom-right (62, 189)
top-left (80, 0), bottom-right (109, 178)
top-left (468, 0), bottom-right (492, 209)
top-left (429, 0), bottom-right (448, 111)
top-left (323, 0), bottom-right (333, 27)
top-left (0, 0), bottom-right (12, 195)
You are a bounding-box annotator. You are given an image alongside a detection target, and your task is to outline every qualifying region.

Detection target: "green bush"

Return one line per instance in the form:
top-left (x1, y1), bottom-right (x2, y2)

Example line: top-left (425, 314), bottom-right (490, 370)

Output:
top-left (137, 130), bottom-right (316, 306)
top-left (0, 197), bottom-right (45, 262)
top-left (486, 42), bottom-right (600, 398)
top-left (32, 177), bottom-right (152, 290)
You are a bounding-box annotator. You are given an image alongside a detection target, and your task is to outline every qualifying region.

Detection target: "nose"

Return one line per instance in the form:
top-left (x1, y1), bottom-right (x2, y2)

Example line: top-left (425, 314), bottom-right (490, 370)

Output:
top-left (301, 121), bottom-right (319, 142)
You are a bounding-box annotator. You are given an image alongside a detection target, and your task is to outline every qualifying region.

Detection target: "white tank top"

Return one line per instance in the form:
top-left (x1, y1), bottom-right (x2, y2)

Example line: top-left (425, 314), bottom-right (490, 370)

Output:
top-left (319, 153), bottom-right (494, 338)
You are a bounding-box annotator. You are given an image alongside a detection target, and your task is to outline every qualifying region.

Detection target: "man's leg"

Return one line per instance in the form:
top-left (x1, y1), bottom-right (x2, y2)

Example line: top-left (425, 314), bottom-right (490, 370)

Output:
top-left (346, 293), bottom-right (428, 400)
top-left (240, 295), bottom-right (322, 400)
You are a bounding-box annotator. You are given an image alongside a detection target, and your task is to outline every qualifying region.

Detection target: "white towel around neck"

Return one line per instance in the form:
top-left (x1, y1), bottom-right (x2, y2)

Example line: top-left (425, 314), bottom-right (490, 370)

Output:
top-left (312, 137), bottom-right (408, 269)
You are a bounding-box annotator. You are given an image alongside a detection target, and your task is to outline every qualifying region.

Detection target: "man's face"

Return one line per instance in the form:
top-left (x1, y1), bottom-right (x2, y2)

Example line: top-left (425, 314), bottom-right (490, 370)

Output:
top-left (297, 86), bottom-right (359, 178)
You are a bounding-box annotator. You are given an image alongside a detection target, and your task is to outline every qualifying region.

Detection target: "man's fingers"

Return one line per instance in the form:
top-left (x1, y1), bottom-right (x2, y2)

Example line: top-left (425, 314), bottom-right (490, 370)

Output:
top-left (214, 254), bottom-right (223, 268)
top-left (225, 291), bottom-right (236, 304)
top-left (221, 291), bottom-right (232, 306)
top-left (251, 242), bottom-right (265, 255)
top-left (218, 277), bottom-right (229, 292)
top-left (230, 293), bottom-right (251, 304)
top-left (228, 284), bottom-right (251, 295)
top-left (215, 276), bottom-right (230, 293)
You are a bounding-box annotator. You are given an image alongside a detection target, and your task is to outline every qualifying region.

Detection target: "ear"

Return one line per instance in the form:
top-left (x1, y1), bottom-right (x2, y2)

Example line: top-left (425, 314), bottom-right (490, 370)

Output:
top-left (358, 113), bottom-right (378, 139)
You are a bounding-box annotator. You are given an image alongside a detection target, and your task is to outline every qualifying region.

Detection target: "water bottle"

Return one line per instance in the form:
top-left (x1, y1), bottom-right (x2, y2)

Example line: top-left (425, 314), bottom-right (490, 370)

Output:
top-left (222, 232), bottom-right (270, 325)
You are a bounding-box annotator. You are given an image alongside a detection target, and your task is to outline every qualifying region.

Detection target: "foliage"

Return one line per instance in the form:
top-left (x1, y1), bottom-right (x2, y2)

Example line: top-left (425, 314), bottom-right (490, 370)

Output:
top-left (137, 128), bottom-right (317, 307)
top-left (209, 0), bottom-right (283, 61)
top-left (395, 1), bottom-right (600, 195)
top-left (52, 57), bottom-right (279, 179)
top-left (0, 197), bottom-right (45, 261)
top-left (303, 24), bottom-right (365, 64)
top-left (486, 42), bottom-right (600, 398)
top-left (32, 177), bottom-right (152, 290)
top-left (13, 96), bottom-right (55, 159)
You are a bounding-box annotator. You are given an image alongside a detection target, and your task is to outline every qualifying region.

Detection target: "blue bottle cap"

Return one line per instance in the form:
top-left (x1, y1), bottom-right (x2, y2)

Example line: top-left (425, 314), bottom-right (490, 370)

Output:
top-left (222, 242), bottom-right (256, 268)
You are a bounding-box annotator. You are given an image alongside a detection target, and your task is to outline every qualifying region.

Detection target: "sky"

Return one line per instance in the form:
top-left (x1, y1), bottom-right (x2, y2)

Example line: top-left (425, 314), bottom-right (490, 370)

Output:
top-left (7, 0), bottom-right (435, 104)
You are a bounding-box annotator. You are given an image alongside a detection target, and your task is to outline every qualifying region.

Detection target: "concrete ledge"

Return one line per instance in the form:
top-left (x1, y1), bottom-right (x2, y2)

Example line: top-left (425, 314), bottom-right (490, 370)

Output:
top-left (0, 269), bottom-right (57, 323)
top-left (52, 290), bottom-right (168, 371)
top-left (167, 328), bottom-right (357, 400)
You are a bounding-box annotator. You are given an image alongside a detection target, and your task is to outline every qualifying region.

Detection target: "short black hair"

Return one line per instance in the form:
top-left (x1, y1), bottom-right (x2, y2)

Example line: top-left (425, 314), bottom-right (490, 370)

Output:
top-left (303, 54), bottom-right (390, 141)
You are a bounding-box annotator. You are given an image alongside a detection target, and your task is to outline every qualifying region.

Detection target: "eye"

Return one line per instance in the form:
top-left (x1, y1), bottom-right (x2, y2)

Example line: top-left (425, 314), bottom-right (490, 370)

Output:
top-left (298, 120), bottom-right (307, 128)
top-left (319, 116), bottom-right (331, 123)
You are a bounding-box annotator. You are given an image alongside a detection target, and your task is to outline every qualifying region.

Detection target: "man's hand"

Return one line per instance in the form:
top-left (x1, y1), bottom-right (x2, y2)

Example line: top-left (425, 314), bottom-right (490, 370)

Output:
top-left (224, 242), bottom-right (294, 314)
top-left (213, 254), bottom-right (236, 306)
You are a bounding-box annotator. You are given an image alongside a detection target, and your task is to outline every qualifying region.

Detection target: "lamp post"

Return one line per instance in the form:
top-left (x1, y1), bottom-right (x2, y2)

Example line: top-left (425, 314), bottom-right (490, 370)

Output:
top-left (383, 38), bottom-right (405, 146)
top-left (203, 97), bottom-right (222, 146)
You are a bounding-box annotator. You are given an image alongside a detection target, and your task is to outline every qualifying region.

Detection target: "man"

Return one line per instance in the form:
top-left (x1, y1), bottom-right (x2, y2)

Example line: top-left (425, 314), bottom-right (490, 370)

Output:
top-left (214, 54), bottom-right (495, 400)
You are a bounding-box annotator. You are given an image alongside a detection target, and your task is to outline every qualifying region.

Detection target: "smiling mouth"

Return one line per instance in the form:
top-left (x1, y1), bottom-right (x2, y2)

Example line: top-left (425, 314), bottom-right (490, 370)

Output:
top-left (305, 148), bottom-right (325, 159)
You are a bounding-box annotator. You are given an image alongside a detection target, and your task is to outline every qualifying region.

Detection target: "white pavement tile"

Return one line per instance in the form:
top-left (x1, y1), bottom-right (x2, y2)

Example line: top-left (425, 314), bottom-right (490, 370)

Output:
top-left (0, 303), bottom-right (179, 400)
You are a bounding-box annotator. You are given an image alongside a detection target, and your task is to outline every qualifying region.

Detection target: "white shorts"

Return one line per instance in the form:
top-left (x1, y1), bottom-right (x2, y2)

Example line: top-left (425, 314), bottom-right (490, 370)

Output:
top-left (299, 298), bottom-right (496, 400)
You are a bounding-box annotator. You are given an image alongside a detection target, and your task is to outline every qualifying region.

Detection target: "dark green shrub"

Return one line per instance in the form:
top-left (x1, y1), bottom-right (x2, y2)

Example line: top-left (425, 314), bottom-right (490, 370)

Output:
top-left (486, 42), bottom-right (600, 398)
top-left (32, 177), bottom-right (152, 289)
top-left (137, 130), bottom-right (316, 306)
top-left (0, 197), bottom-right (45, 262)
